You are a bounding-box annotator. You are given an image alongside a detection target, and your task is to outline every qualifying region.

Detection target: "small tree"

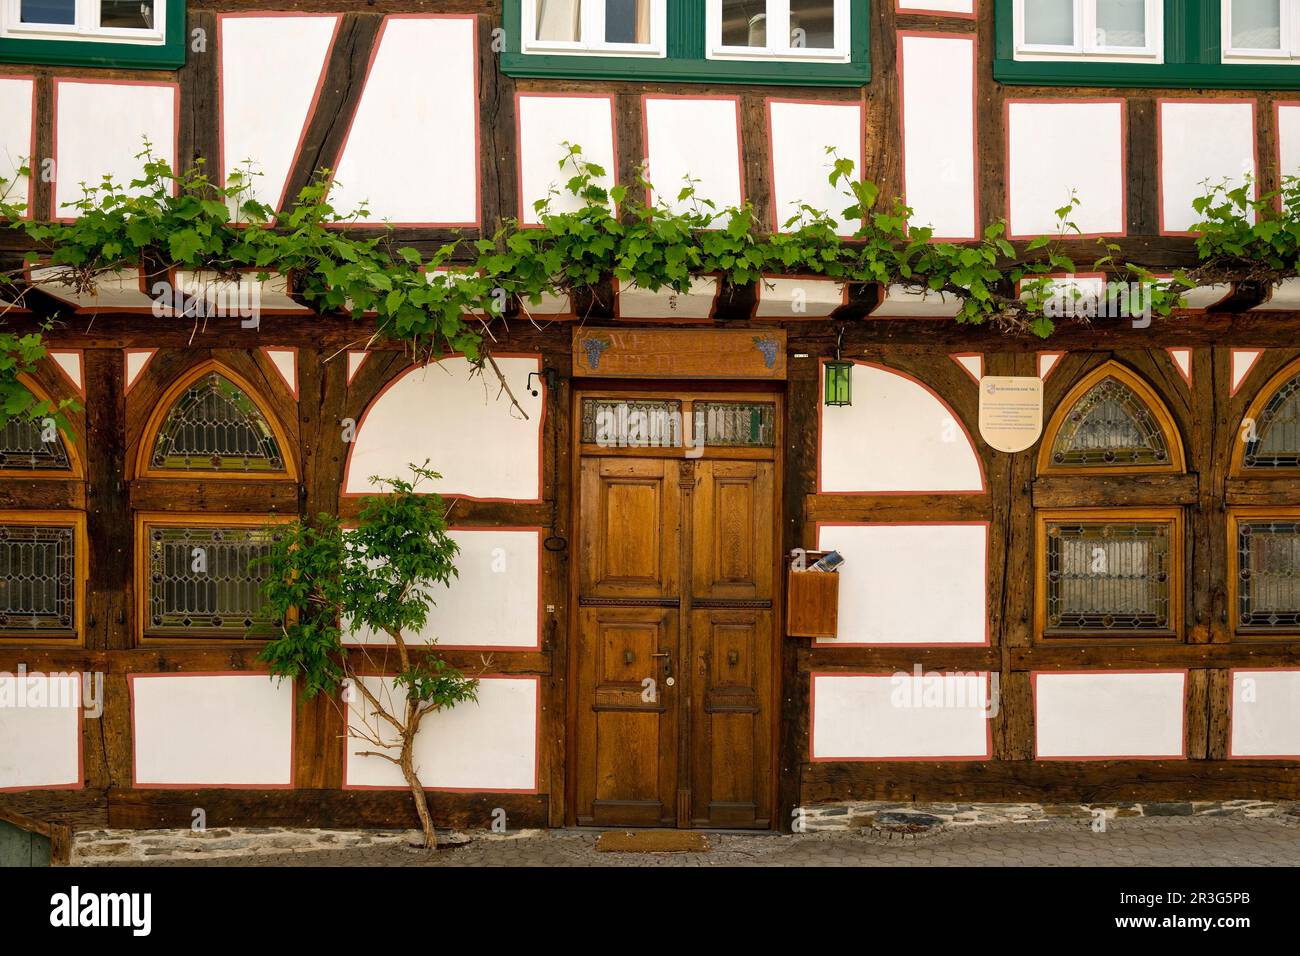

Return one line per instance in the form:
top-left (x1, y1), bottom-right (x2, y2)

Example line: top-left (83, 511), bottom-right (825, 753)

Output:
top-left (257, 466), bottom-right (479, 850)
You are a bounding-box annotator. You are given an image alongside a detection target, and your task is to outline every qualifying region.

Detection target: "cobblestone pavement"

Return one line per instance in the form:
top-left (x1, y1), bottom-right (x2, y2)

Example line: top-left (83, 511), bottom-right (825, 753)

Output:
top-left (84, 816), bottom-right (1300, 867)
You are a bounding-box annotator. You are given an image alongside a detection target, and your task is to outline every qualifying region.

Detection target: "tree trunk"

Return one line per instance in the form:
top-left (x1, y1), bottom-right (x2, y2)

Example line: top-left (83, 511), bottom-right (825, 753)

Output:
top-left (401, 697), bottom-right (438, 851)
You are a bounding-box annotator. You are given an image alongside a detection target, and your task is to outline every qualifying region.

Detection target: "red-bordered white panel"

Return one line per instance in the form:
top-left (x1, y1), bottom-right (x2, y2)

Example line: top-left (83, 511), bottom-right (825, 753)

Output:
top-left (331, 15), bottom-right (480, 227)
top-left (643, 95), bottom-right (743, 225)
top-left (0, 75), bottom-right (35, 219)
top-left (897, 0), bottom-right (976, 17)
top-left (343, 354), bottom-right (544, 502)
top-left (811, 672), bottom-right (992, 761)
top-left (767, 99), bottom-right (863, 237)
top-left (218, 13), bottom-right (340, 216)
top-left (516, 93), bottom-right (617, 226)
top-left (129, 673), bottom-right (295, 788)
top-left (1277, 102), bottom-right (1300, 180)
top-left (0, 672), bottom-right (83, 792)
top-left (344, 675), bottom-right (540, 792)
top-left (52, 79), bottom-right (178, 221)
top-left (1158, 99), bottom-right (1257, 236)
top-left (899, 32), bottom-right (978, 241)
top-left (818, 361), bottom-right (985, 494)
top-left (1033, 671), bottom-right (1187, 760)
top-left (346, 527), bottom-right (542, 650)
top-left (1007, 99), bottom-right (1126, 239)
top-left (1229, 669), bottom-right (1300, 759)
top-left (816, 522), bottom-right (989, 647)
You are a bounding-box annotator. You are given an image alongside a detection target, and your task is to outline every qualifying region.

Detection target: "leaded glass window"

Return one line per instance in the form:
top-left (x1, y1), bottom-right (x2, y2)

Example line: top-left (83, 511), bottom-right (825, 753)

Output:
top-left (1243, 372), bottom-right (1300, 469)
top-left (581, 398), bottom-right (683, 447)
top-left (151, 372), bottom-right (284, 473)
top-left (1044, 519), bottom-right (1174, 635)
top-left (0, 414), bottom-right (71, 471)
top-left (146, 525), bottom-right (283, 639)
top-left (694, 401), bottom-right (776, 447)
top-left (0, 523), bottom-right (75, 637)
top-left (1049, 375), bottom-right (1170, 467)
top-left (1236, 518), bottom-right (1300, 632)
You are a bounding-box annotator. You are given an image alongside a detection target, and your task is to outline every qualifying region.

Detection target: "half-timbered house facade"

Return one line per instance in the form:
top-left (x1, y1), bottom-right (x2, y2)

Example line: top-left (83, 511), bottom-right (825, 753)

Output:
top-left (2, 0), bottom-right (1300, 834)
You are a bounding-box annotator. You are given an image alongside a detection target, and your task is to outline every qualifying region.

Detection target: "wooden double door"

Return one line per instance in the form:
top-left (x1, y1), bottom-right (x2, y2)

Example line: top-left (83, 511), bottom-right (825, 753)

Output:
top-left (571, 390), bottom-right (779, 829)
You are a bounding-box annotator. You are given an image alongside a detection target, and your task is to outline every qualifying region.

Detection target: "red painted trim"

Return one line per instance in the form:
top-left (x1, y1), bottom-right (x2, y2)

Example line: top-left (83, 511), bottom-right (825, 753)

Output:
top-left (127, 671), bottom-right (297, 790)
top-left (641, 93), bottom-right (746, 220)
top-left (340, 674), bottom-right (542, 793)
top-left (1229, 348), bottom-right (1264, 398)
top-left (815, 358), bottom-right (988, 495)
top-left (123, 348), bottom-right (157, 394)
top-left (1157, 97), bottom-right (1260, 238)
top-left (0, 671), bottom-right (85, 793)
top-left (1031, 669), bottom-right (1189, 761)
top-left (339, 352), bottom-right (545, 503)
top-left (216, 12), bottom-right (342, 223)
top-left (1274, 100), bottom-right (1300, 214)
top-left (346, 350), bottom-right (368, 385)
top-left (1166, 348), bottom-right (1194, 387)
top-left (327, 14), bottom-right (482, 230)
top-left (260, 347), bottom-right (299, 401)
top-left (50, 77), bottom-right (181, 223)
top-left (949, 352), bottom-right (983, 384)
top-left (46, 349), bottom-right (85, 398)
top-left (341, 525), bottom-right (545, 652)
top-left (514, 91), bottom-right (618, 229)
top-left (1037, 350), bottom-right (1066, 381)
top-left (764, 96), bottom-right (865, 238)
top-left (0, 74), bottom-right (38, 220)
top-left (1227, 667), bottom-right (1300, 760)
top-left (1004, 98), bottom-right (1128, 240)
top-left (896, 30), bottom-right (979, 242)
top-left (896, 0), bottom-right (977, 19)
top-left (808, 670), bottom-right (994, 762)
top-left (751, 271), bottom-right (851, 321)
top-left (611, 274), bottom-right (720, 323)
top-left (813, 520), bottom-right (992, 647)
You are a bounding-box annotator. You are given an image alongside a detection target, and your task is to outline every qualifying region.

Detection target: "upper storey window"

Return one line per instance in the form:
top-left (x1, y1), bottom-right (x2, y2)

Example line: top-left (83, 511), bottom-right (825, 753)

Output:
top-left (997, 0), bottom-right (1300, 88)
top-left (504, 0), bottom-right (868, 85)
top-left (1014, 0), bottom-right (1163, 63)
top-left (0, 0), bottom-right (184, 68)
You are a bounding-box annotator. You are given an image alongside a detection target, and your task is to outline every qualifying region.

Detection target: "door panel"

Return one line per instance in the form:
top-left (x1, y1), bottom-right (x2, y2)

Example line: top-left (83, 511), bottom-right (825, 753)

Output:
top-left (692, 461), bottom-right (775, 601)
top-left (580, 457), bottom-right (680, 600)
top-left (689, 609), bottom-right (772, 828)
top-left (575, 606), bottom-right (678, 827)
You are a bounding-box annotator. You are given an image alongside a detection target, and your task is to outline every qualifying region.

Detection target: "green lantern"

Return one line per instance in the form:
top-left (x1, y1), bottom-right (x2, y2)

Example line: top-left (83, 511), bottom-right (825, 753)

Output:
top-left (824, 360), bottom-right (853, 407)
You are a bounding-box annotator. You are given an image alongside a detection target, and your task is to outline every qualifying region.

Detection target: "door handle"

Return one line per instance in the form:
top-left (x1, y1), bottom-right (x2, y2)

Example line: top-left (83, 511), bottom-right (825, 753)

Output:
top-left (651, 651), bottom-right (672, 677)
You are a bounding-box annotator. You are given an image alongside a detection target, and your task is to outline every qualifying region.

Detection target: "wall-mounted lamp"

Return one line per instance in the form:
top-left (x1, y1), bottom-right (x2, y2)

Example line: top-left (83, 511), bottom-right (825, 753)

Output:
top-left (527, 367), bottom-right (560, 397)
top-left (823, 328), bottom-right (852, 407)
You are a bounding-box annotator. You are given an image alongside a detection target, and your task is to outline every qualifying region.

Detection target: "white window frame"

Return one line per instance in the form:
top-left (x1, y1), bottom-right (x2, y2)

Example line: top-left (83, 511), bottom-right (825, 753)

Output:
top-left (1013, 0), bottom-right (1163, 64)
top-left (1, 0), bottom-right (165, 45)
top-left (707, 0), bottom-right (851, 64)
top-left (521, 0), bottom-right (667, 58)
top-left (1222, 0), bottom-right (1300, 63)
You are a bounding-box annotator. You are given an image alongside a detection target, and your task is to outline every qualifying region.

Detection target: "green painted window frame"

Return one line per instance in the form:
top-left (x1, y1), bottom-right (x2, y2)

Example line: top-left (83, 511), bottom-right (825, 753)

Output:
top-left (996, 0), bottom-right (1300, 89)
top-left (501, 0), bottom-right (869, 86)
top-left (0, 0), bottom-right (186, 70)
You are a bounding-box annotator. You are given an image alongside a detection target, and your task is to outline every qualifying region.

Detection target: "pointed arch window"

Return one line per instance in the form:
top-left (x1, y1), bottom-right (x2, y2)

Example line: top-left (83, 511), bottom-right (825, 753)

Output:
top-left (140, 365), bottom-right (295, 479)
top-left (1039, 362), bottom-right (1185, 474)
top-left (1238, 363), bottom-right (1300, 471)
top-left (0, 409), bottom-right (72, 472)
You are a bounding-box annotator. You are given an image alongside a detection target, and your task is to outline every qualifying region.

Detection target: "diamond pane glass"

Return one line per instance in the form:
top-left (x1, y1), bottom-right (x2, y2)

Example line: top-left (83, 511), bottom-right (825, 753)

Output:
top-left (1237, 519), bottom-right (1300, 631)
top-left (1050, 376), bottom-right (1170, 467)
top-left (151, 373), bottom-right (284, 473)
top-left (0, 415), bottom-right (71, 471)
top-left (1045, 520), bottom-right (1172, 634)
top-left (1244, 373), bottom-right (1300, 469)
top-left (694, 401), bottom-right (776, 447)
top-left (0, 524), bottom-right (75, 637)
top-left (147, 525), bottom-right (283, 639)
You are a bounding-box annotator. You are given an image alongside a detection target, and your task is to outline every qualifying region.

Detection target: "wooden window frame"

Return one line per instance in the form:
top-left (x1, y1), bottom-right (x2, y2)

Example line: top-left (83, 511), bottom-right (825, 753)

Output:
top-left (1038, 361), bottom-right (1186, 477)
top-left (1230, 355), bottom-right (1300, 477)
top-left (1227, 505), bottom-right (1300, 642)
top-left (0, 0), bottom-right (184, 69)
top-left (133, 511), bottom-right (294, 647)
top-left (133, 360), bottom-right (298, 483)
top-left (502, 0), bottom-right (869, 86)
top-left (996, 0), bottom-right (1300, 88)
top-left (1034, 506), bottom-right (1186, 644)
top-left (0, 510), bottom-right (87, 646)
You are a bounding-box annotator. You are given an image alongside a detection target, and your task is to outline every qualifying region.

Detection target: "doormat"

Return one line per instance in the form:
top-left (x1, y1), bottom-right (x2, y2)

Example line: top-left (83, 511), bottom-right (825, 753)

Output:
top-left (595, 830), bottom-right (711, 853)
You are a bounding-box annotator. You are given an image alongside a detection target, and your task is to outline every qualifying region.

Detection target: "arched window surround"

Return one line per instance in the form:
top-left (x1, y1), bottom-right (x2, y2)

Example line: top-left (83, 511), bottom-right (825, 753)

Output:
top-left (1231, 356), bottom-right (1300, 477)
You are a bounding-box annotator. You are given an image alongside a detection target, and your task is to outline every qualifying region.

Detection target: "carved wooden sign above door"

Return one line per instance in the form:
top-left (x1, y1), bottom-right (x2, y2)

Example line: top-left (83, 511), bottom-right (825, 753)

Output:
top-left (572, 328), bottom-right (787, 380)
